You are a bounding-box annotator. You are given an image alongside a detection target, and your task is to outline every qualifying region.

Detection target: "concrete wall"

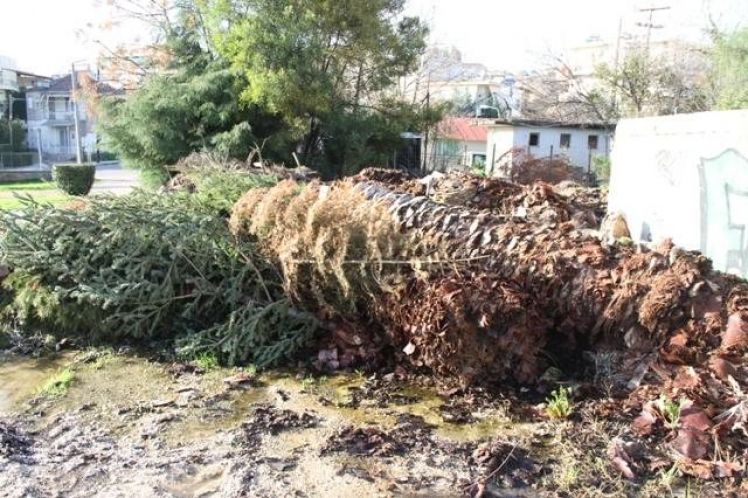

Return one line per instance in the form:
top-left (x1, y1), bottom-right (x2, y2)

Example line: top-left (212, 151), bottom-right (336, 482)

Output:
top-left (512, 126), bottom-right (609, 170)
top-left (608, 110), bottom-right (748, 279)
top-left (486, 126), bottom-right (515, 174)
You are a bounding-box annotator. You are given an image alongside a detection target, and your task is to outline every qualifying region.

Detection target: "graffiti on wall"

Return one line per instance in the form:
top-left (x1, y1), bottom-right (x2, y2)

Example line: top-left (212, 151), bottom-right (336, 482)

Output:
top-left (698, 149), bottom-right (748, 279)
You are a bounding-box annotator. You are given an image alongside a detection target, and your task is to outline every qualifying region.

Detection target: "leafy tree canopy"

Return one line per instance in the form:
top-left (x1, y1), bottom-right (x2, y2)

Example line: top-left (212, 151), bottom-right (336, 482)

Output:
top-left (206, 0), bottom-right (435, 176)
top-left (98, 0), bottom-right (443, 180)
top-left (99, 7), bottom-right (287, 184)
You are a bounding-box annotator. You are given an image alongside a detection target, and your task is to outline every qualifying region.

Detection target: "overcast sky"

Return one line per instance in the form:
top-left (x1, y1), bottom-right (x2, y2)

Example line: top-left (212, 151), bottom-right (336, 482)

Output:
top-left (1, 0), bottom-right (746, 76)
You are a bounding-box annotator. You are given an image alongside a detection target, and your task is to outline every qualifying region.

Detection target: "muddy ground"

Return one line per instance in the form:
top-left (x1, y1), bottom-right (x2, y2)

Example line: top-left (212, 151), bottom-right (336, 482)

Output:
top-left (0, 348), bottom-right (728, 498)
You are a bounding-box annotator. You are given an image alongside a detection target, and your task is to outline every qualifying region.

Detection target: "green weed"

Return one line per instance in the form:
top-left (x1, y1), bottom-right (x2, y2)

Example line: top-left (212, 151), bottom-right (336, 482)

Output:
top-left (546, 386), bottom-right (573, 420)
top-left (659, 463), bottom-right (679, 489)
top-left (193, 352), bottom-right (219, 371)
top-left (657, 395), bottom-right (684, 428)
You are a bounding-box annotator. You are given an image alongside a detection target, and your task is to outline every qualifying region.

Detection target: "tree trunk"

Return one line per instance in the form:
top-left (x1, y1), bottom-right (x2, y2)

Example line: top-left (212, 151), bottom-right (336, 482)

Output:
top-left (354, 179), bottom-right (748, 380)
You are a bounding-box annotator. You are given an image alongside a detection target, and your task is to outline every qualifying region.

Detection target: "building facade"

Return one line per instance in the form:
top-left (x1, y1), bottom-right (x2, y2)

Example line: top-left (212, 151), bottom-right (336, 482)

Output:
top-left (428, 117), bottom-right (491, 172)
top-left (486, 119), bottom-right (614, 176)
top-left (0, 56), bottom-right (20, 120)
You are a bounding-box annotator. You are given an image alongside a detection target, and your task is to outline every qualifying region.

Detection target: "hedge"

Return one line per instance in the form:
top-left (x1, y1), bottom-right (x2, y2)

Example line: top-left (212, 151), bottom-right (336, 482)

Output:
top-left (52, 163), bottom-right (96, 196)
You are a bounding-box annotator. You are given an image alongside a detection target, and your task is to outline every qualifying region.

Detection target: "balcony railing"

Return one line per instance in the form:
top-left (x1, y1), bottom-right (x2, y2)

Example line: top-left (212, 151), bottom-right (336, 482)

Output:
top-left (47, 110), bottom-right (76, 121)
top-left (27, 109), bottom-right (86, 123)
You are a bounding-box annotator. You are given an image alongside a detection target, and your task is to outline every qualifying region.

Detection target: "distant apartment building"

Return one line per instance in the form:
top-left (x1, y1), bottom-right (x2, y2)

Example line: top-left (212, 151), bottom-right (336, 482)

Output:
top-left (1, 55), bottom-right (51, 119)
top-left (0, 55), bottom-right (20, 117)
top-left (402, 46), bottom-right (521, 118)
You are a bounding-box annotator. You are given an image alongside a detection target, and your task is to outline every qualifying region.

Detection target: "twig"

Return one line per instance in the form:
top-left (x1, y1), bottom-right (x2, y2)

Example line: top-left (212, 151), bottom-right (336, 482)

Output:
top-left (483, 444), bottom-right (517, 482)
top-left (464, 443), bottom-right (517, 496)
top-left (235, 242), bottom-right (274, 302)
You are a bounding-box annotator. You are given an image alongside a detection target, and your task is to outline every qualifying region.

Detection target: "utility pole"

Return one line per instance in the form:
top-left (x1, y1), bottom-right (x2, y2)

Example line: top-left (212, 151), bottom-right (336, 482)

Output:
top-left (421, 77), bottom-right (430, 172)
top-left (636, 5), bottom-right (670, 53)
top-left (70, 64), bottom-right (82, 164)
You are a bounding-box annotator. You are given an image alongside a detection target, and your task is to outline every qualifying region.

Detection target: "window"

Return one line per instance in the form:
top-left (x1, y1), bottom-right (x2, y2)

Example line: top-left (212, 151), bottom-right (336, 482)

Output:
top-left (528, 132), bottom-right (540, 147)
top-left (588, 134), bottom-right (599, 150)
top-left (560, 133), bottom-right (571, 148)
top-left (472, 154), bottom-right (486, 167)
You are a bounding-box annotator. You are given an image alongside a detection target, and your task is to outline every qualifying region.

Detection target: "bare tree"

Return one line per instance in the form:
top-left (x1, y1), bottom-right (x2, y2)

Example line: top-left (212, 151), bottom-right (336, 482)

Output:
top-left (518, 55), bottom-right (618, 123)
top-left (518, 43), bottom-right (711, 123)
top-left (88, 0), bottom-right (213, 90)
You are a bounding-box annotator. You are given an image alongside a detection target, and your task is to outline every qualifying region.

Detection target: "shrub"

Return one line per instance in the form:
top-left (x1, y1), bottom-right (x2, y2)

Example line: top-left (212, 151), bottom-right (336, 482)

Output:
top-left (94, 150), bottom-right (118, 162)
top-left (493, 148), bottom-right (584, 185)
top-left (0, 193), bottom-right (320, 367)
top-left (592, 156), bottom-right (611, 184)
top-left (0, 120), bottom-right (27, 152)
top-left (52, 164), bottom-right (96, 196)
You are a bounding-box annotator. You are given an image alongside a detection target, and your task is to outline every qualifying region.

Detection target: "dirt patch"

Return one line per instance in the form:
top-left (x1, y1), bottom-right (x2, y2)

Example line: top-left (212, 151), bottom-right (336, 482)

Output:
top-left (3, 349), bottom-right (746, 497)
top-left (239, 404), bottom-right (320, 448)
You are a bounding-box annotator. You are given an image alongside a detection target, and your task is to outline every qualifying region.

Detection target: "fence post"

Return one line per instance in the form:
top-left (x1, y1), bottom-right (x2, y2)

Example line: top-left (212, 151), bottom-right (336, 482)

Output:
top-left (550, 145), bottom-right (554, 161)
top-left (490, 143), bottom-right (496, 176)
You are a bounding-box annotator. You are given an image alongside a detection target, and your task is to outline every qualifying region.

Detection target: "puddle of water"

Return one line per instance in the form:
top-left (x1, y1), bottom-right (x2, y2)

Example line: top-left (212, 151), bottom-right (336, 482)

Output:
top-left (265, 374), bottom-right (514, 442)
top-left (54, 355), bottom-right (173, 416)
top-left (165, 386), bottom-right (270, 445)
top-left (1, 351), bottom-right (525, 447)
top-left (0, 352), bottom-right (75, 413)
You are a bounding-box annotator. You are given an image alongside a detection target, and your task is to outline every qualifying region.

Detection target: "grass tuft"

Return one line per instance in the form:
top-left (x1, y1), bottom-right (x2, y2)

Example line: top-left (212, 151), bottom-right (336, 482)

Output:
top-left (37, 368), bottom-right (76, 398)
top-left (193, 352), bottom-right (219, 371)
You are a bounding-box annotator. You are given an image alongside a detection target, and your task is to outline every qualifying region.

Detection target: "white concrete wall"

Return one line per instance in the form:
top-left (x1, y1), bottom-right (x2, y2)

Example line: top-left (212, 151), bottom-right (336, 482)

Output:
top-left (462, 140), bottom-right (486, 165)
top-left (608, 110), bottom-right (748, 278)
top-left (486, 126), bottom-right (515, 175)
top-left (486, 125), bottom-right (610, 175)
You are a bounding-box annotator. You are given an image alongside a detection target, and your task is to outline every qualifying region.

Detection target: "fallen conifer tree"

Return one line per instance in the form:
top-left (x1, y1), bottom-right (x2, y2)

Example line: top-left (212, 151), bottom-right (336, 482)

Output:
top-left (231, 169), bottom-right (748, 477)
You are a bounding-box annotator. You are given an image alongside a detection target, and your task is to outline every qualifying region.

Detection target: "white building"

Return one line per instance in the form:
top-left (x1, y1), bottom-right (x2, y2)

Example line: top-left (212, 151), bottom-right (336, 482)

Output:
top-left (400, 46), bottom-right (520, 118)
top-left (485, 119), bottom-right (614, 176)
top-left (25, 72), bottom-right (102, 162)
top-left (0, 56), bottom-right (20, 119)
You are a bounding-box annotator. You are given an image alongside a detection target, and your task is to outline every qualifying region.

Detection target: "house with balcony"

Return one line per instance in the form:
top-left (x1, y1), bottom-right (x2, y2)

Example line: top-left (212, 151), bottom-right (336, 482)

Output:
top-left (25, 71), bottom-right (111, 162)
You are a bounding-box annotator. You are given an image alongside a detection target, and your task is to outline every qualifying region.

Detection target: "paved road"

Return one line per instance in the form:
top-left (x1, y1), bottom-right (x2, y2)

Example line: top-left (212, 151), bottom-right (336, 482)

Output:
top-left (90, 162), bottom-right (140, 195)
